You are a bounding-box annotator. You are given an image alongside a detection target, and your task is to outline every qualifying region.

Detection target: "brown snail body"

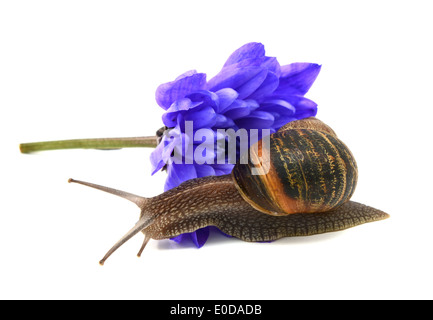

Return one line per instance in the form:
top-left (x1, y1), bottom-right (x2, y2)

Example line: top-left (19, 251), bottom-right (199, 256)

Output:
top-left (69, 117), bottom-right (389, 264)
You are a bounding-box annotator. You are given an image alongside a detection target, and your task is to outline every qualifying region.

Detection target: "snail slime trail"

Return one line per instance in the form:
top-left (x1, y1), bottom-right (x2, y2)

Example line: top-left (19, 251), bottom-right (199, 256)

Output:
top-left (68, 118), bottom-right (389, 264)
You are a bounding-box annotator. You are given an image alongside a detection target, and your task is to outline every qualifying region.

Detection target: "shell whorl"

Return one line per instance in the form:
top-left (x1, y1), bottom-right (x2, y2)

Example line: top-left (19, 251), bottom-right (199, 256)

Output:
top-left (277, 116), bottom-right (337, 136)
top-left (232, 118), bottom-right (358, 216)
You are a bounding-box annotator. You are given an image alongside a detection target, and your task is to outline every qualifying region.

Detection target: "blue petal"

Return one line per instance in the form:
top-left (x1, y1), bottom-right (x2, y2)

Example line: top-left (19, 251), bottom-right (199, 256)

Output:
top-left (260, 99), bottom-right (296, 114)
top-left (211, 163), bottom-right (235, 175)
top-left (274, 63), bottom-right (321, 96)
top-left (162, 98), bottom-right (201, 127)
top-left (244, 99), bottom-right (260, 111)
top-left (261, 57), bottom-right (281, 77)
top-left (215, 88), bottom-right (239, 113)
top-left (223, 42), bottom-right (265, 67)
top-left (192, 136), bottom-right (216, 164)
top-left (155, 71), bottom-right (206, 110)
top-left (221, 56), bottom-right (280, 76)
top-left (186, 90), bottom-right (218, 109)
top-left (172, 132), bottom-right (192, 166)
top-left (262, 95), bottom-right (318, 128)
top-left (234, 68), bottom-right (268, 99)
top-left (170, 233), bottom-right (188, 244)
top-left (181, 106), bottom-right (217, 130)
top-left (288, 95), bottom-right (318, 119)
top-left (195, 164), bottom-right (216, 177)
top-left (150, 128), bottom-right (184, 175)
top-left (220, 42), bottom-right (280, 77)
top-left (206, 66), bottom-right (267, 99)
top-left (223, 100), bottom-right (251, 120)
top-left (247, 71), bottom-right (279, 101)
top-left (234, 110), bottom-right (275, 130)
top-left (170, 226), bottom-right (211, 248)
top-left (265, 111), bottom-right (297, 129)
top-left (164, 163), bottom-right (197, 191)
top-left (214, 114), bottom-right (235, 128)
top-left (191, 227), bottom-right (210, 248)
top-left (149, 140), bottom-right (166, 175)
top-left (209, 226), bottom-right (233, 238)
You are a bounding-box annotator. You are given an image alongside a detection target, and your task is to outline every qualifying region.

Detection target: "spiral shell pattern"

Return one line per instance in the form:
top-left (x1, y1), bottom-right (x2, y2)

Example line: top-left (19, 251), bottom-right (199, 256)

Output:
top-left (232, 122), bottom-right (358, 216)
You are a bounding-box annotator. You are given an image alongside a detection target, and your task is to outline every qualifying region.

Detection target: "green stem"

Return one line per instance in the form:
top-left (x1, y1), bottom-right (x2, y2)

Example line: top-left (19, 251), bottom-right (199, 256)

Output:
top-left (19, 136), bottom-right (158, 154)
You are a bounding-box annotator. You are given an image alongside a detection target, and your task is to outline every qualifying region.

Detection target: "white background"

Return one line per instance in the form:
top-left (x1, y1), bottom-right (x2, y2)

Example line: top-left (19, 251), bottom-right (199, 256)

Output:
top-left (1, 0), bottom-right (432, 300)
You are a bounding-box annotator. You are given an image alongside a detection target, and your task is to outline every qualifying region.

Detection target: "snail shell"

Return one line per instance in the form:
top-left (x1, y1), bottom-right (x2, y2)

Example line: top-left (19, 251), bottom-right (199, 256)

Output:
top-left (232, 117), bottom-right (357, 215)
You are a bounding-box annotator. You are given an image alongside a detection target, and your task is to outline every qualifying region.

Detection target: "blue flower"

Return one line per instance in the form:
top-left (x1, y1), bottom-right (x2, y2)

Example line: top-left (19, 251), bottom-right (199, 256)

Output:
top-left (150, 42), bottom-right (321, 248)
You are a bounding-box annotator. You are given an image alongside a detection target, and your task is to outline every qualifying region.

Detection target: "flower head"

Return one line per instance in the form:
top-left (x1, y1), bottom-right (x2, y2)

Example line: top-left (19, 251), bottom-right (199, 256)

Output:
top-left (150, 42), bottom-right (321, 247)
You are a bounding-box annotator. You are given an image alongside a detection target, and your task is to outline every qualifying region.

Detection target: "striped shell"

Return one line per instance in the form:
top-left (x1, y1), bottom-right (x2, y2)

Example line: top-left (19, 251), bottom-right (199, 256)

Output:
top-left (232, 118), bottom-right (358, 216)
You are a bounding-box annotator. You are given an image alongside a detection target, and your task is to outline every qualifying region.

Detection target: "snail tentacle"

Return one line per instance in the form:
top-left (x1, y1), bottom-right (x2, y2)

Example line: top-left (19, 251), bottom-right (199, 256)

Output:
top-left (137, 234), bottom-right (151, 258)
top-left (68, 178), bottom-right (147, 208)
top-left (98, 217), bottom-right (153, 265)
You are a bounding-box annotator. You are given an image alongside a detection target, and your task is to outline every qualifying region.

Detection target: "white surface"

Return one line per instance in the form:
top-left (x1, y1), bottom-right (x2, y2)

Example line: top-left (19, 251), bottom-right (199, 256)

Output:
top-left (1, 0), bottom-right (432, 300)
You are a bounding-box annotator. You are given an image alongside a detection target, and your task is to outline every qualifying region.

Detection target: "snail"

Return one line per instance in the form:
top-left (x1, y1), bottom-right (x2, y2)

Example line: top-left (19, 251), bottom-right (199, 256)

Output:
top-left (68, 117), bottom-right (389, 265)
